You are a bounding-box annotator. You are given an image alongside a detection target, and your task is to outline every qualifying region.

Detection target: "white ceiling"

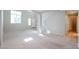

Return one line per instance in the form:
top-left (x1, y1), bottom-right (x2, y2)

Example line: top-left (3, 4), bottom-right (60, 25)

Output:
top-left (32, 10), bottom-right (50, 13)
top-left (31, 10), bottom-right (65, 14)
top-left (18, 10), bottom-right (65, 14)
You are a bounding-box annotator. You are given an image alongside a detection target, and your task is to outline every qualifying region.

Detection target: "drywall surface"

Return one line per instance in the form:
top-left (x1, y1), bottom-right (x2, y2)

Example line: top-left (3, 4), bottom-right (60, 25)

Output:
top-left (36, 14), bottom-right (42, 33)
top-left (77, 13), bottom-right (79, 48)
top-left (0, 10), bottom-right (1, 45)
top-left (3, 10), bottom-right (37, 33)
top-left (42, 11), bottom-right (66, 35)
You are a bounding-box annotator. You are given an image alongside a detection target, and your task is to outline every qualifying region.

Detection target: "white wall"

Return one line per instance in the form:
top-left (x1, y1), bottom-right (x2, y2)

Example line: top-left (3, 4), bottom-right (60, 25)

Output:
top-left (77, 12), bottom-right (79, 48)
top-left (3, 10), bottom-right (67, 35)
top-left (3, 10), bottom-right (37, 33)
top-left (0, 10), bottom-right (1, 45)
top-left (36, 14), bottom-right (42, 33)
top-left (41, 11), bottom-right (66, 35)
top-left (0, 10), bottom-right (3, 47)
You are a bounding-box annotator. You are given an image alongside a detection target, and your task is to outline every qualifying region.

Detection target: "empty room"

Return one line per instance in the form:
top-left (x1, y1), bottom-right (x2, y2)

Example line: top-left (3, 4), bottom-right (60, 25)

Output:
top-left (0, 10), bottom-right (79, 49)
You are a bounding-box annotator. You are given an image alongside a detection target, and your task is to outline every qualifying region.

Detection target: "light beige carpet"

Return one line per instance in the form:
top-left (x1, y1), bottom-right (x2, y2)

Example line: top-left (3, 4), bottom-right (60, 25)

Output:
top-left (1, 30), bottom-right (77, 49)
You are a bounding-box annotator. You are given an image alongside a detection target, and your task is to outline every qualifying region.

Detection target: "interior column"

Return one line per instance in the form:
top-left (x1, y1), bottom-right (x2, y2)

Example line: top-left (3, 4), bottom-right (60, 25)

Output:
top-left (37, 13), bottom-right (43, 33)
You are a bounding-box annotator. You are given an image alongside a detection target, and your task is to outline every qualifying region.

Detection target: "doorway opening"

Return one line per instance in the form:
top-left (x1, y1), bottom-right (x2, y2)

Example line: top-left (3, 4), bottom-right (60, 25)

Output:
top-left (65, 11), bottom-right (78, 41)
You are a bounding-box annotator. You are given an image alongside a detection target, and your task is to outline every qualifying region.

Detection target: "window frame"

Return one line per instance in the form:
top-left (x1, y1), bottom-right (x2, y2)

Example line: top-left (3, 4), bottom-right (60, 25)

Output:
top-left (11, 10), bottom-right (22, 24)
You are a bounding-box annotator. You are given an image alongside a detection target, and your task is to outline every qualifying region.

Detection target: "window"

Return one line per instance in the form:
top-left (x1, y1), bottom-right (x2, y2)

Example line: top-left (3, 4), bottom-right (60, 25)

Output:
top-left (11, 11), bottom-right (21, 24)
top-left (28, 18), bottom-right (32, 26)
